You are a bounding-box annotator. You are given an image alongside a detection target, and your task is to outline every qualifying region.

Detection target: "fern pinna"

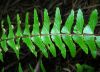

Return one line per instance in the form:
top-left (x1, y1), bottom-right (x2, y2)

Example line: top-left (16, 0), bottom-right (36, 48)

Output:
top-left (0, 7), bottom-right (99, 62)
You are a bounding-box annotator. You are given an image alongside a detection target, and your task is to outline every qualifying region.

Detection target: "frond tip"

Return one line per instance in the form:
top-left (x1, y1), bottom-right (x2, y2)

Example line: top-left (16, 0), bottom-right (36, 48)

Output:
top-left (0, 7), bottom-right (99, 61)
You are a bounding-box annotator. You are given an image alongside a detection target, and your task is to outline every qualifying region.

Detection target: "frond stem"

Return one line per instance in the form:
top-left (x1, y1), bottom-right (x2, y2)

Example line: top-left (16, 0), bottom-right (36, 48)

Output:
top-left (0, 33), bottom-right (100, 42)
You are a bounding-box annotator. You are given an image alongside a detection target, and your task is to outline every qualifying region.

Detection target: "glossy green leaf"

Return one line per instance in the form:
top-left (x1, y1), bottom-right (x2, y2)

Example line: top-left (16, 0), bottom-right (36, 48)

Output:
top-left (22, 12), bottom-right (37, 57)
top-left (18, 63), bottom-right (23, 72)
top-left (41, 9), bottom-right (56, 57)
top-left (83, 10), bottom-right (98, 58)
top-left (96, 36), bottom-right (100, 48)
top-left (31, 9), bottom-right (48, 58)
top-left (51, 7), bottom-right (66, 58)
top-left (61, 10), bottom-right (76, 57)
top-left (1, 20), bottom-right (8, 52)
top-left (7, 15), bottom-right (19, 59)
top-left (73, 9), bottom-right (88, 54)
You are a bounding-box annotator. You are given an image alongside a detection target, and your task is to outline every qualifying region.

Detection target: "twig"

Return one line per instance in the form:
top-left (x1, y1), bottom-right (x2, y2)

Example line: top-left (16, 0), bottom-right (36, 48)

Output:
top-left (82, 4), bottom-right (100, 10)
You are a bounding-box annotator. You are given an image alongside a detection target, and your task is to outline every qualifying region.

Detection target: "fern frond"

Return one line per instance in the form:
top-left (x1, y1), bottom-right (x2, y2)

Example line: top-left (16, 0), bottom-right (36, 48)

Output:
top-left (0, 7), bottom-right (99, 61)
